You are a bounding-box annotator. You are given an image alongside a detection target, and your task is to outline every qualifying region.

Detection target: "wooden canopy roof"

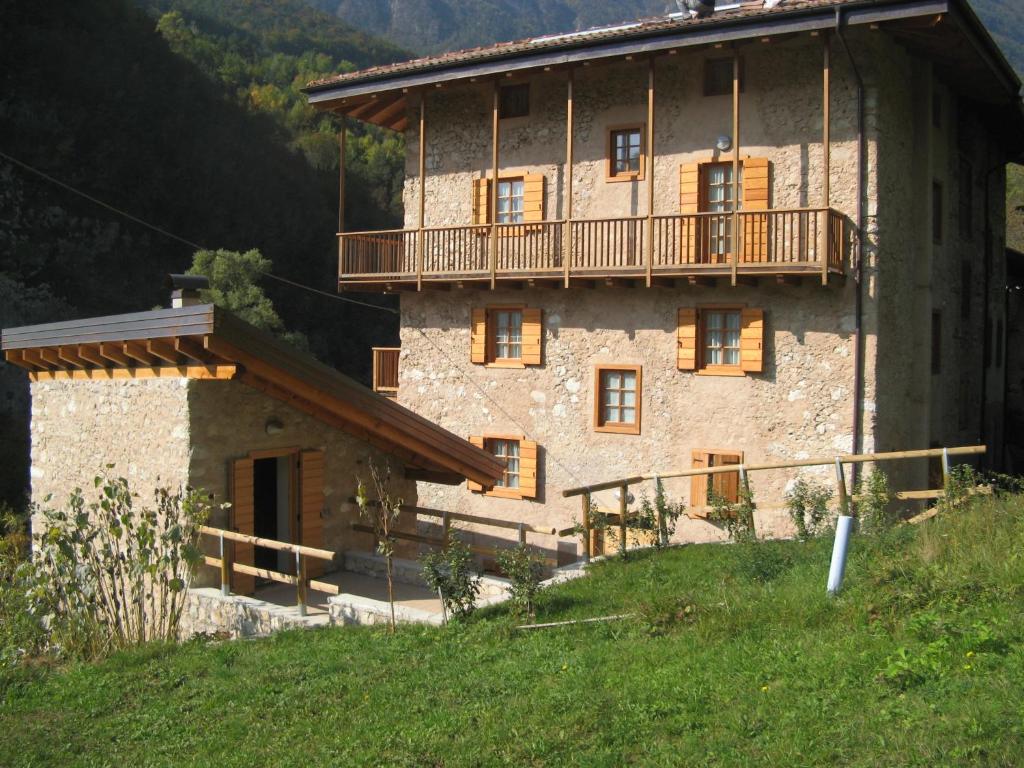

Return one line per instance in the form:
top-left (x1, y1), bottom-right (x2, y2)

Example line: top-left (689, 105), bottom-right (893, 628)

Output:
top-left (1, 304), bottom-right (504, 488)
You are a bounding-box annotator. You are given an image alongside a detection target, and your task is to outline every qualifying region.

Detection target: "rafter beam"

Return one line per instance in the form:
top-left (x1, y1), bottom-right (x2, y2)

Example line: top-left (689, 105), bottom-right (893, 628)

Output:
top-left (147, 339), bottom-right (181, 365)
top-left (122, 341), bottom-right (156, 366)
top-left (57, 346), bottom-right (89, 369)
top-left (98, 343), bottom-right (131, 367)
top-left (174, 336), bottom-right (211, 364)
top-left (77, 345), bottom-right (107, 368)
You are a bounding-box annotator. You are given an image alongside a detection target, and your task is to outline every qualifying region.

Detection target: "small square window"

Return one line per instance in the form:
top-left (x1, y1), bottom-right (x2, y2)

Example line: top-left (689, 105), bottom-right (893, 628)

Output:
top-left (607, 126), bottom-right (644, 180)
top-left (499, 83), bottom-right (529, 119)
top-left (704, 57), bottom-right (743, 97)
top-left (595, 365), bottom-right (641, 434)
top-left (496, 178), bottom-right (525, 224)
top-left (487, 307), bottom-right (523, 362)
top-left (485, 437), bottom-right (521, 489)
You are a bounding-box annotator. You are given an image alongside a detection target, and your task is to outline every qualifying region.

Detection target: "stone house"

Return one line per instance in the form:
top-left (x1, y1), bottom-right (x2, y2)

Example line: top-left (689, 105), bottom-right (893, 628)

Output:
top-left (304, 0), bottom-right (1023, 553)
top-left (1, 297), bottom-right (504, 598)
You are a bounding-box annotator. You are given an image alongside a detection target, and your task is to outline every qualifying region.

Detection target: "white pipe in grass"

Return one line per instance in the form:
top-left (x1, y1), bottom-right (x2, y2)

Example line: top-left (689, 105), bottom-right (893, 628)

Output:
top-left (827, 515), bottom-right (854, 594)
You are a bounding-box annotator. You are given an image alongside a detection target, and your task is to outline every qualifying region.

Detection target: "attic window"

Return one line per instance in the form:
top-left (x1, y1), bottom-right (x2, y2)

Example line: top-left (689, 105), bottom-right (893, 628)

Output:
top-left (704, 57), bottom-right (744, 97)
top-left (499, 84), bottom-right (530, 119)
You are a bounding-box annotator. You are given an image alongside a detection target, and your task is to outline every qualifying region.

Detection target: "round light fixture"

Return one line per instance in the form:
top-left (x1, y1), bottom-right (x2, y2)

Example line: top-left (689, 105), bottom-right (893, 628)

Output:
top-left (716, 135), bottom-right (733, 152)
top-left (265, 418), bottom-right (284, 435)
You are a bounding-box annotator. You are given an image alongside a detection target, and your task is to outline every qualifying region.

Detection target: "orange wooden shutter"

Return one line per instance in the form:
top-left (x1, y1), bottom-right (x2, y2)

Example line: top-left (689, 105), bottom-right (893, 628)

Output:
top-left (690, 451), bottom-right (709, 516)
top-left (467, 436), bottom-right (485, 492)
top-left (522, 174), bottom-right (545, 222)
top-left (521, 307), bottom-right (543, 365)
top-left (679, 163), bottom-right (700, 262)
top-left (518, 439), bottom-right (538, 499)
top-left (230, 457), bottom-right (256, 595)
top-left (739, 308), bottom-right (765, 373)
top-left (742, 158), bottom-right (770, 262)
top-left (710, 452), bottom-right (743, 505)
top-left (677, 308), bottom-right (698, 370)
top-left (470, 308), bottom-right (487, 364)
top-left (299, 450), bottom-right (326, 579)
top-left (472, 178), bottom-right (491, 224)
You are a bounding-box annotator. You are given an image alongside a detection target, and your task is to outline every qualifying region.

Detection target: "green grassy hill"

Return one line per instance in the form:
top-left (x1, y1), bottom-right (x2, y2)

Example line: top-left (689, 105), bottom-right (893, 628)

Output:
top-left (3, 494), bottom-right (1023, 766)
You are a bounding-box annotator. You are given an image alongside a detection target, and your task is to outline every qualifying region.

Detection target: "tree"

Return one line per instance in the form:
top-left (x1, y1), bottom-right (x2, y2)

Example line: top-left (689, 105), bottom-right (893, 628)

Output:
top-left (354, 461), bottom-right (403, 633)
top-left (187, 248), bottom-right (309, 349)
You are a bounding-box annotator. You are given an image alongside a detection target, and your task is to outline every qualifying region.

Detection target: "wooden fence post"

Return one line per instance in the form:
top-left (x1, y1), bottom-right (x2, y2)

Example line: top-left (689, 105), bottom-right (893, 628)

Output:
top-left (582, 492), bottom-right (592, 563)
top-left (835, 458), bottom-right (851, 517)
top-left (219, 531), bottom-right (231, 597)
top-left (296, 551), bottom-right (307, 618)
top-left (619, 484), bottom-right (629, 556)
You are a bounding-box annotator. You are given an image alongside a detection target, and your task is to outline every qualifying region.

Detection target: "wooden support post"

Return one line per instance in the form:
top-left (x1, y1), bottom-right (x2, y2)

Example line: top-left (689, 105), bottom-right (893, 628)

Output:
top-left (645, 58), bottom-right (656, 288)
top-left (582, 492), bottom-right (592, 562)
top-left (296, 550), bottom-right (307, 617)
top-left (731, 50), bottom-right (741, 287)
top-left (490, 80), bottom-right (500, 290)
top-left (821, 33), bottom-right (831, 286)
top-left (941, 447), bottom-right (951, 487)
top-left (442, 510), bottom-right (451, 547)
top-left (417, 94), bottom-right (426, 291)
top-left (619, 483), bottom-right (629, 557)
top-left (564, 69), bottom-right (574, 288)
top-left (835, 458), bottom-right (851, 517)
top-left (219, 531), bottom-right (230, 597)
top-left (518, 522), bottom-right (527, 547)
top-left (338, 121), bottom-right (346, 234)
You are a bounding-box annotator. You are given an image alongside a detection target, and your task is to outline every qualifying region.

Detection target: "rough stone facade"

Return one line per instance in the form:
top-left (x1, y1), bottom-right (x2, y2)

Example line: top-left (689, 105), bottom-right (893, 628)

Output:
top-left (392, 30), bottom-right (1007, 553)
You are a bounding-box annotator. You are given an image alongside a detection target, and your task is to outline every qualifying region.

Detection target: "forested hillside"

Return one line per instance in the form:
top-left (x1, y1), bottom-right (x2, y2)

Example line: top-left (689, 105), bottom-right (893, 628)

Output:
top-left (0, 0), bottom-right (407, 507)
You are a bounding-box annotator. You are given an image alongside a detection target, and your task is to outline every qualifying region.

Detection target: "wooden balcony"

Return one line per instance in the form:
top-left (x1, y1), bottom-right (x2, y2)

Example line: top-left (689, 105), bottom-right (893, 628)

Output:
top-left (338, 208), bottom-right (847, 291)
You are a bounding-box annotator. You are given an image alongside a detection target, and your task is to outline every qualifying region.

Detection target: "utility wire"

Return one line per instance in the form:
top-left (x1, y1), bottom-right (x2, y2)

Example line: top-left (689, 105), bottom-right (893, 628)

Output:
top-left (0, 148), bottom-right (398, 315)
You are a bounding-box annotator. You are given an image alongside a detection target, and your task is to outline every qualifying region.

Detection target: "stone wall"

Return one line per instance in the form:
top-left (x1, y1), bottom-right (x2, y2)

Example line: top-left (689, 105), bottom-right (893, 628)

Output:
top-left (29, 378), bottom-right (193, 528)
top-left (185, 378), bottom-right (419, 586)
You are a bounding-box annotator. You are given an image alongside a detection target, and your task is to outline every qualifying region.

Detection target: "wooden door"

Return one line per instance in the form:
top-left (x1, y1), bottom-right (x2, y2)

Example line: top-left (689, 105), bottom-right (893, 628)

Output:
top-left (230, 457), bottom-right (256, 595)
top-left (299, 450), bottom-right (326, 578)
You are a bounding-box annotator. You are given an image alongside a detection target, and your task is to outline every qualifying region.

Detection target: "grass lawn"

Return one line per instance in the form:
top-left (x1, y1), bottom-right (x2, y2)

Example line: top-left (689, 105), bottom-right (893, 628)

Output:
top-left (2, 496), bottom-right (1024, 767)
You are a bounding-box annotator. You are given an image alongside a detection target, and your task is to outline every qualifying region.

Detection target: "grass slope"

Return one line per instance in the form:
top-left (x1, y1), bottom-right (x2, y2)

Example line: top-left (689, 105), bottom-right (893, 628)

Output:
top-left (3, 496), bottom-right (1024, 766)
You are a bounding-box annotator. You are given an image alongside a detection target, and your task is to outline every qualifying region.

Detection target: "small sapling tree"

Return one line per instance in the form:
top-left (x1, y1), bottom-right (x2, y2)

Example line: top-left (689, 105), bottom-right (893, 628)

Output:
top-left (785, 478), bottom-right (834, 540)
top-left (635, 478), bottom-right (686, 548)
top-left (420, 538), bottom-right (481, 623)
top-left (496, 544), bottom-right (544, 620)
top-left (355, 461), bottom-right (403, 633)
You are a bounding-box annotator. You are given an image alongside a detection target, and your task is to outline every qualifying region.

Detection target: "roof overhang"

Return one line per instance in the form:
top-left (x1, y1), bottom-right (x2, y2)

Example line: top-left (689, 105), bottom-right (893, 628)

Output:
top-left (304, 0), bottom-right (1022, 156)
top-left (1, 305), bottom-right (504, 488)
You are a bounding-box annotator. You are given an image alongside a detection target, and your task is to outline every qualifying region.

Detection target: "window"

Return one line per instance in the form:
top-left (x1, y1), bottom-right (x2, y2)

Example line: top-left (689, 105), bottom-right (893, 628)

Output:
top-left (932, 180), bottom-right (943, 244)
top-left (486, 437), bottom-right (520, 489)
top-left (959, 157), bottom-right (973, 238)
top-left (471, 306), bottom-right (542, 366)
top-left (702, 163), bottom-right (743, 258)
top-left (499, 83), bottom-right (529, 119)
top-left (595, 365), bottom-right (641, 434)
top-left (488, 308), bottom-right (522, 362)
top-left (496, 178), bottom-right (525, 224)
top-left (690, 450), bottom-right (743, 512)
top-left (931, 310), bottom-right (942, 375)
top-left (678, 307), bottom-right (764, 375)
top-left (467, 435), bottom-right (538, 499)
top-left (960, 261), bottom-right (972, 320)
top-left (704, 57), bottom-right (743, 97)
top-left (607, 126), bottom-right (644, 180)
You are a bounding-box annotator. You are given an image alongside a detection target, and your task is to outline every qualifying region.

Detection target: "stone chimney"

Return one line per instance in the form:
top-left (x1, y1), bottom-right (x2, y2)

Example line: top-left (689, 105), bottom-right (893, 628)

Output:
top-left (165, 274), bottom-right (210, 308)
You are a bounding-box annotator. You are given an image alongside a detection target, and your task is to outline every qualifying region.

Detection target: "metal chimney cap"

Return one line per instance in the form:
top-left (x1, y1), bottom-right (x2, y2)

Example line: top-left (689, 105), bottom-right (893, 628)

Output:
top-left (165, 273), bottom-right (210, 291)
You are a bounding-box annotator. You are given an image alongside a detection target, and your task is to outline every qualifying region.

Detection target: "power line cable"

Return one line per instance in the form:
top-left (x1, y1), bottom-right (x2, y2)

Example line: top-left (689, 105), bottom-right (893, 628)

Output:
top-left (0, 148), bottom-right (398, 315)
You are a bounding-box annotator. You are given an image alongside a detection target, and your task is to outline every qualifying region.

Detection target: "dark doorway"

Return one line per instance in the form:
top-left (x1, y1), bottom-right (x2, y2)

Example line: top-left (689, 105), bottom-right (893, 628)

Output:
top-left (253, 455), bottom-right (295, 575)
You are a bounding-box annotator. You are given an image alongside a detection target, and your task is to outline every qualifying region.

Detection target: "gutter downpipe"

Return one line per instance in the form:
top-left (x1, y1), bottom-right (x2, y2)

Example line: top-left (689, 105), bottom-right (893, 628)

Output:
top-left (835, 8), bottom-right (865, 488)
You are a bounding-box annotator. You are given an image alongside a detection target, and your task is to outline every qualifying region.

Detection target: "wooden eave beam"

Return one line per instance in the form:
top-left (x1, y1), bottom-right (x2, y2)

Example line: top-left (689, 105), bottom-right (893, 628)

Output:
top-left (3, 349), bottom-right (35, 371)
top-left (345, 96), bottom-right (383, 120)
top-left (77, 345), bottom-right (107, 368)
top-left (57, 346), bottom-right (89, 369)
top-left (404, 468), bottom-right (466, 485)
top-left (147, 339), bottom-right (181, 365)
top-left (122, 341), bottom-right (156, 366)
top-left (98, 343), bottom-right (131, 367)
top-left (22, 348), bottom-right (52, 370)
top-left (390, 117), bottom-right (409, 132)
top-left (39, 348), bottom-right (62, 369)
top-left (365, 96), bottom-right (407, 127)
top-left (174, 336), bottom-right (212, 364)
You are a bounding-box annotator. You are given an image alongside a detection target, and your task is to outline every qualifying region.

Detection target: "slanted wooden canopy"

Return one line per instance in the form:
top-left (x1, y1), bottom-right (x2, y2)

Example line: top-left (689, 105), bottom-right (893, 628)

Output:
top-left (1, 304), bottom-right (504, 488)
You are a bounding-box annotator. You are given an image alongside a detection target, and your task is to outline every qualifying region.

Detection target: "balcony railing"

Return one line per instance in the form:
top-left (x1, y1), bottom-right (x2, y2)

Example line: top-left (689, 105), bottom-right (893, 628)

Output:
top-left (339, 208), bottom-right (846, 289)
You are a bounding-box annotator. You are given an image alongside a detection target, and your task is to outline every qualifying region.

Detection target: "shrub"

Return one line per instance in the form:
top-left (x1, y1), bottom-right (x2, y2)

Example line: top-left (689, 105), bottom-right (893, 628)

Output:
top-left (0, 503), bottom-right (46, 667)
top-left (496, 544), bottom-right (544, 619)
top-left (634, 479), bottom-right (686, 548)
top-left (709, 484), bottom-right (757, 543)
top-left (785, 478), bottom-right (833, 541)
top-left (854, 469), bottom-right (893, 534)
top-left (735, 541), bottom-right (794, 583)
top-left (27, 474), bottom-right (215, 659)
top-left (420, 538), bottom-right (481, 623)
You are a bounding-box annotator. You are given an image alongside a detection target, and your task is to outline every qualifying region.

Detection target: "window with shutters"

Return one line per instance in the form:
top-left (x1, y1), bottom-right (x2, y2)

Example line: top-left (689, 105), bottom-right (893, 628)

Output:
top-left (678, 306), bottom-right (764, 375)
top-left (607, 125), bottom-right (644, 181)
top-left (702, 163), bottom-right (743, 258)
top-left (487, 307), bottom-right (523, 363)
top-left (690, 450), bottom-right (743, 514)
top-left (468, 435), bottom-right (538, 499)
top-left (471, 306), bottom-right (542, 367)
top-left (680, 158), bottom-right (768, 264)
top-left (497, 178), bottom-right (525, 224)
top-left (594, 364), bottom-right (641, 435)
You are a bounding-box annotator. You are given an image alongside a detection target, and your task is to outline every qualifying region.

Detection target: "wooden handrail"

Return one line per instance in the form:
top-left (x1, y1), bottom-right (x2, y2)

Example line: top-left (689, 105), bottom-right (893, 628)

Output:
top-left (199, 526), bottom-right (335, 561)
top-left (562, 445), bottom-right (987, 497)
top-left (351, 523), bottom-right (558, 567)
top-left (349, 499), bottom-right (558, 536)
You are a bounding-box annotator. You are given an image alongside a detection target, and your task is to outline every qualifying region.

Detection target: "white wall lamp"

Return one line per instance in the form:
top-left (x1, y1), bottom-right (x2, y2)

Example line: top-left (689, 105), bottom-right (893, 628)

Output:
top-left (265, 418), bottom-right (284, 436)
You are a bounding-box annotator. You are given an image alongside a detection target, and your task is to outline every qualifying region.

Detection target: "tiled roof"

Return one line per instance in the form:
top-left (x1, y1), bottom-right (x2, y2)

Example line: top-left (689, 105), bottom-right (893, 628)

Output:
top-left (305, 0), bottom-right (857, 91)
